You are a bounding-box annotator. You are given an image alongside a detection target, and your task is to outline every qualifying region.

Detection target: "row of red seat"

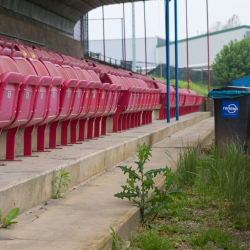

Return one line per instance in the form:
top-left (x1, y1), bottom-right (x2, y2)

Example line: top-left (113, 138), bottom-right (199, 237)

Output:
top-left (154, 80), bottom-right (204, 120)
top-left (0, 37), bottom-right (204, 164)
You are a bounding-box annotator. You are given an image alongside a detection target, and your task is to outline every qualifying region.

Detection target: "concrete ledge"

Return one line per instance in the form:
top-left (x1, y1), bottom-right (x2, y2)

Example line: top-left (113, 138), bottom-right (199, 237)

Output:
top-left (0, 112), bottom-right (211, 217)
top-left (0, 110), bottom-right (157, 158)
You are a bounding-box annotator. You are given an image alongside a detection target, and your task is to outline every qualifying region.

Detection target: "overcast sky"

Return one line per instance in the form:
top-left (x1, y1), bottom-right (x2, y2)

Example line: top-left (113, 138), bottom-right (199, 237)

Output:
top-left (88, 0), bottom-right (250, 41)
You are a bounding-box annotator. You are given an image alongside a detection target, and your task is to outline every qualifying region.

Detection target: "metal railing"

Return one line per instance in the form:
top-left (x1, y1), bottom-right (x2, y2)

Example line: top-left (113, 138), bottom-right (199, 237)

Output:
top-left (84, 49), bottom-right (156, 74)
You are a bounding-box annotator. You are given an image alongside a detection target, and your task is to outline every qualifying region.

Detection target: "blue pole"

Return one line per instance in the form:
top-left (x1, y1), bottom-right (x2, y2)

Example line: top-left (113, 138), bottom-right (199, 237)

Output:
top-left (174, 0), bottom-right (179, 121)
top-left (166, 0), bottom-right (170, 123)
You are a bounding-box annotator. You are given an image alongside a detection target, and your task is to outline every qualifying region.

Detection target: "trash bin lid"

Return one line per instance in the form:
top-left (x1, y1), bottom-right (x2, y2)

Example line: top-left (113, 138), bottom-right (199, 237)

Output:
top-left (208, 86), bottom-right (250, 99)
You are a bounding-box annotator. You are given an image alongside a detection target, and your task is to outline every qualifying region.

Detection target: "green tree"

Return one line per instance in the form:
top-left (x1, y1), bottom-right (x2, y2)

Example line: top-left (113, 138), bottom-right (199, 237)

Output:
top-left (212, 37), bottom-right (250, 86)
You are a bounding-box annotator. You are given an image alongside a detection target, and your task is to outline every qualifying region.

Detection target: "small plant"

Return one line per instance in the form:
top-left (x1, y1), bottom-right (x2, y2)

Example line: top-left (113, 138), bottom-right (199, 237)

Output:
top-left (0, 207), bottom-right (20, 229)
top-left (52, 167), bottom-right (71, 199)
top-left (114, 143), bottom-right (184, 224)
top-left (110, 227), bottom-right (130, 250)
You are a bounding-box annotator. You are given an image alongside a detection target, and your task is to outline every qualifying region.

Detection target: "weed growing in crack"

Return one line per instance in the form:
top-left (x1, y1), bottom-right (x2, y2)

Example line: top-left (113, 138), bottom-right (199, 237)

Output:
top-left (0, 207), bottom-right (20, 229)
top-left (52, 167), bottom-right (71, 199)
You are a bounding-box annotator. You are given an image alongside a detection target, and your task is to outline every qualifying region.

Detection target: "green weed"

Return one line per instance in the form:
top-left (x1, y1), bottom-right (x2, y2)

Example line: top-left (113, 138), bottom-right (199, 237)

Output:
top-left (52, 167), bottom-right (71, 199)
top-left (109, 227), bottom-right (130, 250)
top-left (0, 207), bottom-right (20, 229)
top-left (114, 143), bottom-right (184, 224)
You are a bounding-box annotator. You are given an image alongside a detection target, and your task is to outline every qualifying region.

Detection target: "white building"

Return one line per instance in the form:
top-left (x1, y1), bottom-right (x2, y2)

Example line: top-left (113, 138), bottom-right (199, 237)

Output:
top-left (156, 25), bottom-right (250, 69)
top-left (89, 36), bottom-right (165, 68)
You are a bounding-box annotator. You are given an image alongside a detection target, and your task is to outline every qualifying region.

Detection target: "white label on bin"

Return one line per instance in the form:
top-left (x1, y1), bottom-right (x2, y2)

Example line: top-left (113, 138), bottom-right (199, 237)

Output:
top-left (67, 92), bottom-right (70, 98)
top-left (41, 93), bottom-right (43, 99)
top-left (7, 91), bottom-right (11, 99)
top-left (86, 93), bottom-right (88, 98)
top-left (102, 93), bottom-right (104, 99)
top-left (26, 92), bottom-right (29, 99)
top-left (78, 93), bottom-right (80, 98)
top-left (53, 92), bottom-right (55, 98)
top-left (109, 94), bottom-right (111, 99)
top-left (93, 92), bottom-right (95, 98)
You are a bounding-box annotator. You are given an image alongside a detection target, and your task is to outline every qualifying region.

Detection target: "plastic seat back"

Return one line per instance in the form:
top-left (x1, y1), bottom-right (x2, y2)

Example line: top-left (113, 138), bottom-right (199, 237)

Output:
top-left (0, 57), bottom-right (22, 128)
top-left (0, 56), bottom-right (39, 129)
top-left (73, 68), bottom-right (95, 118)
top-left (61, 65), bottom-right (88, 120)
top-left (52, 64), bottom-right (78, 121)
top-left (13, 57), bottom-right (52, 127)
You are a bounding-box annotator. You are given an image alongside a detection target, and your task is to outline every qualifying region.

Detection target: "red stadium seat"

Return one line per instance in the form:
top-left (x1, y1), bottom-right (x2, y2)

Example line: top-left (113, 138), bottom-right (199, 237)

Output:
top-left (70, 68), bottom-right (97, 143)
top-left (0, 53), bottom-right (39, 161)
top-left (0, 35), bottom-right (205, 163)
top-left (28, 58), bottom-right (62, 152)
top-left (44, 63), bottom-right (78, 148)
top-left (13, 56), bottom-right (52, 157)
top-left (59, 64), bottom-right (88, 145)
top-left (194, 94), bottom-right (204, 112)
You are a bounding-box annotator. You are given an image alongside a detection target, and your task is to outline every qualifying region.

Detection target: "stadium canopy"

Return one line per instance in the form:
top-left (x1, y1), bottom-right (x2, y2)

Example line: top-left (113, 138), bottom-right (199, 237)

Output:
top-left (0, 0), bottom-right (149, 37)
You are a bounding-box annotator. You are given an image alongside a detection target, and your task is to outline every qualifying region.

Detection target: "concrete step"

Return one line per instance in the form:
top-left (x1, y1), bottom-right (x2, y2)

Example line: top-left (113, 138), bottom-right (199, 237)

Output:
top-left (0, 114), bottom-right (214, 250)
top-left (0, 112), bottom-right (210, 217)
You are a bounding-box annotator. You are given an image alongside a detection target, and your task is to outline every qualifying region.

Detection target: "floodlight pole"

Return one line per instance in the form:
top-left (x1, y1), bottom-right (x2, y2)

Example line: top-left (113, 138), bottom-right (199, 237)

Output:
top-left (165, 0), bottom-right (170, 123)
top-left (143, 0), bottom-right (147, 76)
top-left (206, 0), bottom-right (210, 93)
top-left (81, 16), bottom-right (84, 57)
top-left (102, 6), bottom-right (105, 62)
top-left (132, 3), bottom-right (136, 72)
top-left (175, 0), bottom-right (179, 121)
top-left (186, 0), bottom-right (189, 89)
top-left (123, 3), bottom-right (126, 69)
top-left (121, 18), bottom-right (124, 62)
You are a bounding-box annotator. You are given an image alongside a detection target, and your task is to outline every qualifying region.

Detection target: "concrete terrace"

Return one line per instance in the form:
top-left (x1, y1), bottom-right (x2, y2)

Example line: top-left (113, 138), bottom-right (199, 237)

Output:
top-left (0, 112), bottom-right (214, 249)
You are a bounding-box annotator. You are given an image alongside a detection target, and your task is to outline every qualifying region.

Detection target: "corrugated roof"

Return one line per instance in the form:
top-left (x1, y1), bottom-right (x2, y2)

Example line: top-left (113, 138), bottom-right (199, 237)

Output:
top-left (23, 0), bottom-right (147, 23)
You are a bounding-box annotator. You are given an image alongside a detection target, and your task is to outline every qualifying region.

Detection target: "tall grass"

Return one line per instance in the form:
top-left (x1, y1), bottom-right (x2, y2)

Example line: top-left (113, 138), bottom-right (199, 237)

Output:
top-left (148, 75), bottom-right (209, 96)
top-left (149, 75), bottom-right (222, 96)
top-left (168, 141), bottom-right (250, 216)
top-left (171, 79), bottom-right (209, 96)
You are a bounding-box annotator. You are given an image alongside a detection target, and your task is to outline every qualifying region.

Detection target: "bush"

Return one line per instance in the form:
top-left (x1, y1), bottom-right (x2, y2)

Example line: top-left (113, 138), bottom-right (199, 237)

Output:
top-left (212, 37), bottom-right (250, 86)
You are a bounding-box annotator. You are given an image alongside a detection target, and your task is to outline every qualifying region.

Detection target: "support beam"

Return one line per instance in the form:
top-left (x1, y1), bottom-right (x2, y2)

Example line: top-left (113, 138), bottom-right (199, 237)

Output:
top-left (186, 0), bottom-right (189, 89)
top-left (121, 18), bottom-right (124, 62)
top-left (175, 0), bottom-right (179, 121)
top-left (143, 1), bottom-right (147, 76)
top-left (123, 3), bottom-right (126, 69)
top-left (81, 16), bottom-right (84, 57)
top-left (206, 0), bottom-right (210, 93)
top-left (165, 0), bottom-right (170, 123)
top-left (102, 6), bottom-right (105, 62)
top-left (132, 3), bottom-right (136, 72)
